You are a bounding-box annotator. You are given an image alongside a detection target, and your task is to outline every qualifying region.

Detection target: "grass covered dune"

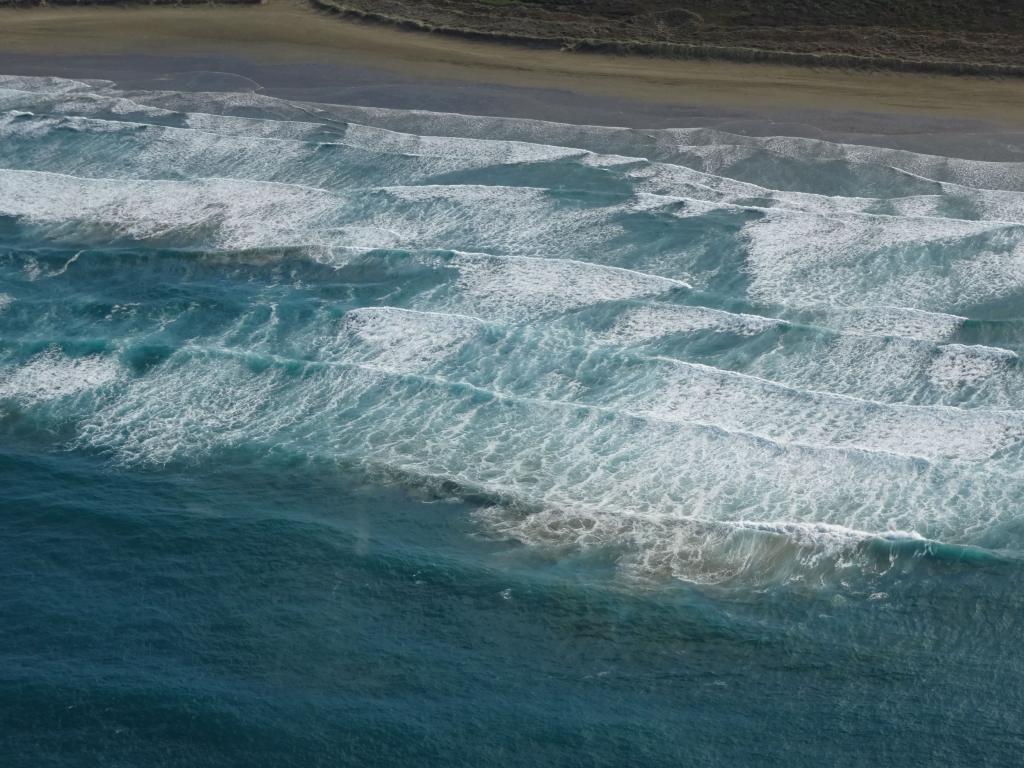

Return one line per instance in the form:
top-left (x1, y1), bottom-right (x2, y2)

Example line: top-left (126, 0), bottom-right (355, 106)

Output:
top-left (6, 0), bottom-right (1024, 76)
top-left (320, 0), bottom-right (1024, 76)
top-left (1, 0), bottom-right (1023, 125)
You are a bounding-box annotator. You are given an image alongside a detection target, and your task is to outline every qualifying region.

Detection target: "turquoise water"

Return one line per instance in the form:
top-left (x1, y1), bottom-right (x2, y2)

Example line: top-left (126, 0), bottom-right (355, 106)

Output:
top-left (2, 73), bottom-right (1024, 766)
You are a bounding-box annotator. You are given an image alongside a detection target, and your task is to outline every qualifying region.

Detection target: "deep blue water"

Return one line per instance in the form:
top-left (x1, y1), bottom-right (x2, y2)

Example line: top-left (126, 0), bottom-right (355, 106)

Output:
top-left (2, 74), bottom-right (1024, 766)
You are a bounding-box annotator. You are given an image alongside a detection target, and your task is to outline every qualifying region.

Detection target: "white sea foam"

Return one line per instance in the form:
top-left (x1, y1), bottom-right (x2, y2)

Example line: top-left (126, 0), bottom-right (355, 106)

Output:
top-left (597, 303), bottom-right (779, 344)
top-left (741, 208), bottom-right (1024, 310)
top-left (0, 169), bottom-right (337, 250)
top-left (78, 352), bottom-right (284, 466)
top-left (360, 184), bottom-right (629, 258)
top-left (811, 305), bottom-right (966, 342)
top-left (321, 300), bottom-right (1024, 413)
top-left (735, 331), bottom-right (1024, 409)
top-left (752, 133), bottom-right (1024, 192)
top-left (0, 74), bottom-right (98, 96)
top-left (333, 306), bottom-right (484, 372)
top-left (426, 251), bottom-right (689, 319)
top-left (280, 103), bottom-right (1024, 192)
top-left (0, 349), bottom-right (120, 404)
top-left (0, 112), bottom-right (315, 180)
top-left (928, 344), bottom-right (1018, 390)
top-left (183, 111), bottom-right (329, 141)
top-left (340, 121), bottom-right (586, 167)
top-left (630, 357), bottom-right (1024, 461)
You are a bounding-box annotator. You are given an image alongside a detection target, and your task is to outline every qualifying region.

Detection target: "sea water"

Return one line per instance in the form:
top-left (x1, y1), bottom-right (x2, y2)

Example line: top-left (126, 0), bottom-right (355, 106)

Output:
top-left (1, 73), bottom-right (1023, 766)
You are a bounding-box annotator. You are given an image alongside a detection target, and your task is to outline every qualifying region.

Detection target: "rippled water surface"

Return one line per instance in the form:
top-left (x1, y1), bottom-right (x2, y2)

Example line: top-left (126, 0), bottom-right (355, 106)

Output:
top-left (2, 74), bottom-right (1024, 766)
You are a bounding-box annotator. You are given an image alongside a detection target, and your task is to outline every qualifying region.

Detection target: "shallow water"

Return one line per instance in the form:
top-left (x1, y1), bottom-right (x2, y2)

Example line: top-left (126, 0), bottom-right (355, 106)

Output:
top-left (2, 73), bottom-right (1023, 766)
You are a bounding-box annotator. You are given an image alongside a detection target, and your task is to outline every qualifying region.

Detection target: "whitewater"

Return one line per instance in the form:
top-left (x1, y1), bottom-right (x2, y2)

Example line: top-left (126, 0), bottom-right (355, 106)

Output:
top-left (2, 72), bottom-right (1023, 766)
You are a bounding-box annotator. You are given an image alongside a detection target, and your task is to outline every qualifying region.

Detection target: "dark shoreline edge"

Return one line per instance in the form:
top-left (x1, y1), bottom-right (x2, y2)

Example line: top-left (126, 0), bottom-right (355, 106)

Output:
top-left (309, 0), bottom-right (1024, 78)
top-left (4, 50), bottom-right (1024, 162)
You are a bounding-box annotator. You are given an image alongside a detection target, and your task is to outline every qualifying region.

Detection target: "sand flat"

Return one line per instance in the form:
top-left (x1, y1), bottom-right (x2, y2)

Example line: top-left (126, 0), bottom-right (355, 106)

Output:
top-left (1, 0), bottom-right (1023, 126)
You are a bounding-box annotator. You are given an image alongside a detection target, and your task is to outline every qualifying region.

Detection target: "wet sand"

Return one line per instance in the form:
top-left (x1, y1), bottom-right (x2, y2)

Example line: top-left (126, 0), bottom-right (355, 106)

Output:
top-left (1, 0), bottom-right (1024, 128)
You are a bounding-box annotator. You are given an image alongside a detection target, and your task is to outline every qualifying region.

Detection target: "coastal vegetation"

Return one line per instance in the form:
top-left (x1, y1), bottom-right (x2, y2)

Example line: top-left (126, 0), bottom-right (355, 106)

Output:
top-left (313, 0), bottom-right (1024, 75)
top-left (2, 0), bottom-right (1022, 74)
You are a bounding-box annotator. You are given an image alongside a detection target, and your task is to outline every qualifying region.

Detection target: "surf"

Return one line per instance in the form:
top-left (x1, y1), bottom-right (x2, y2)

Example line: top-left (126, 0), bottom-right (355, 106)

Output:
top-left (4, 73), bottom-right (1024, 587)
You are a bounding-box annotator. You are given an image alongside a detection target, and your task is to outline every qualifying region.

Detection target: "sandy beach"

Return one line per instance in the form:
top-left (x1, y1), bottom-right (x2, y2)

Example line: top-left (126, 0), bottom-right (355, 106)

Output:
top-left (1, 0), bottom-right (1023, 127)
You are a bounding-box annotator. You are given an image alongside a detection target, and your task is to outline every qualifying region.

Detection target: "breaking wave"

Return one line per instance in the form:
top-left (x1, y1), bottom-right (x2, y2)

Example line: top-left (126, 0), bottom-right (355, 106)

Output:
top-left (4, 74), bottom-right (1024, 586)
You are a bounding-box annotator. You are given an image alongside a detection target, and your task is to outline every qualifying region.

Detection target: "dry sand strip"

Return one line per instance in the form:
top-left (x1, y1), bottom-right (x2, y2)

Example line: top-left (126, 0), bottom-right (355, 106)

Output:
top-left (1, 0), bottom-right (1023, 125)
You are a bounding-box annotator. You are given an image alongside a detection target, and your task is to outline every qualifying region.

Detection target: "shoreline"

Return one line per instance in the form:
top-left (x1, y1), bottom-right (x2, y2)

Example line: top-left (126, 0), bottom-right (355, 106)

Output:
top-left (1, 1), bottom-right (1023, 127)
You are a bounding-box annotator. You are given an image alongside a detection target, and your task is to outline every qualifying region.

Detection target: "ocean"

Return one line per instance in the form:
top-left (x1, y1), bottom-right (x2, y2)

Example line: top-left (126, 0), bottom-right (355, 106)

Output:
top-left (1, 72), bottom-right (1023, 766)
